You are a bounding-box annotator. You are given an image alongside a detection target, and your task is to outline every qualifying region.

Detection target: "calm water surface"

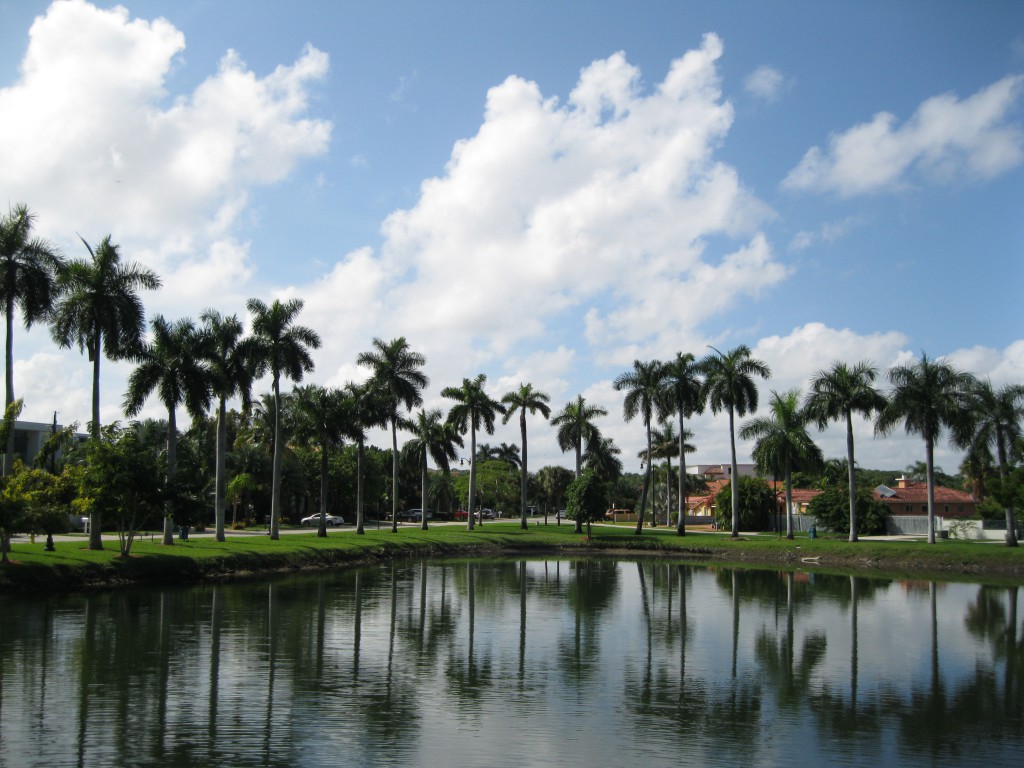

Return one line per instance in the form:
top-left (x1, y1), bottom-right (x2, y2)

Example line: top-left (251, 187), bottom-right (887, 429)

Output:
top-left (1, 559), bottom-right (1022, 767)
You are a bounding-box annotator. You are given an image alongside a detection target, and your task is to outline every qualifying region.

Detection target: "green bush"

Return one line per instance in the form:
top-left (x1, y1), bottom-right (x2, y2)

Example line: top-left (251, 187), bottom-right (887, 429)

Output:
top-left (808, 486), bottom-right (889, 535)
top-left (565, 469), bottom-right (609, 536)
top-left (714, 476), bottom-right (773, 532)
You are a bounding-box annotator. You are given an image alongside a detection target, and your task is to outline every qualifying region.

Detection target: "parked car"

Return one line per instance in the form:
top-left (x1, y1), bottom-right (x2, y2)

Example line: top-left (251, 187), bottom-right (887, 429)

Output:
top-left (480, 508), bottom-right (496, 519)
top-left (397, 508), bottom-right (433, 523)
top-left (300, 513), bottom-right (345, 527)
top-left (454, 509), bottom-right (480, 521)
top-left (605, 508), bottom-right (632, 520)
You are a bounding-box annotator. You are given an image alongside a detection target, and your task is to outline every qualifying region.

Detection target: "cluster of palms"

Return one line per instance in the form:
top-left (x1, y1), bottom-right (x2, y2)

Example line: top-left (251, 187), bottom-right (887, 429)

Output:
top-left (611, 347), bottom-right (1022, 547)
top-left (3, 205), bottom-right (1022, 552)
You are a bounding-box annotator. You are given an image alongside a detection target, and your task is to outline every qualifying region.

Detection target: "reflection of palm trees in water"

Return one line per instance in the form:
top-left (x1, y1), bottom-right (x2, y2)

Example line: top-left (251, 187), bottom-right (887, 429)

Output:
top-left (445, 562), bottom-right (494, 707)
top-left (961, 585), bottom-right (1024, 733)
top-left (207, 586), bottom-right (222, 753)
top-left (558, 560), bottom-right (619, 685)
top-left (754, 572), bottom-right (827, 712)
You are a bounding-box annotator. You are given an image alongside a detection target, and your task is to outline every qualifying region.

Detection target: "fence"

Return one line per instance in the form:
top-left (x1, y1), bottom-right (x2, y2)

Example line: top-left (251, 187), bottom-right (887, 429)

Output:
top-left (767, 514), bottom-right (816, 533)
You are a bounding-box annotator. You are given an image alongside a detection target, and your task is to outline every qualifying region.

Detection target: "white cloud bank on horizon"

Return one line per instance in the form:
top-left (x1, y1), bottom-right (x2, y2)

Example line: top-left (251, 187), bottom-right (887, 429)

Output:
top-left (783, 75), bottom-right (1024, 196)
top-left (1, 3), bottom-right (1022, 476)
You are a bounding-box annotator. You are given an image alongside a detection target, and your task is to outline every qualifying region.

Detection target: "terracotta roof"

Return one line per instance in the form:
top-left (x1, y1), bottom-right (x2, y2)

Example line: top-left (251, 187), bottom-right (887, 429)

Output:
top-left (775, 488), bottom-right (823, 504)
top-left (873, 481), bottom-right (974, 504)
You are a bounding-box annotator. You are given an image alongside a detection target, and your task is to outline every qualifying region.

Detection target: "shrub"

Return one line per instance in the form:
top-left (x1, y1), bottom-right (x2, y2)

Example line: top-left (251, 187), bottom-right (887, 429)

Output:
top-left (565, 470), bottom-right (609, 536)
top-left (714, 476), bottom-right (773, 532)
top-left (808, 486), bottom-right (888, 535)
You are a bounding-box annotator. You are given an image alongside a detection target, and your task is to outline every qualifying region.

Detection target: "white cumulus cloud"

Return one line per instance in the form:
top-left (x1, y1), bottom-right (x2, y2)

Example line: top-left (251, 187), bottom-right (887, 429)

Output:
top-left (783, 75), bottom-right (1024, 196)
top-left (744, 65), bottom-right (786, 102)
top-left (0, 0), bottom-right (331, 251)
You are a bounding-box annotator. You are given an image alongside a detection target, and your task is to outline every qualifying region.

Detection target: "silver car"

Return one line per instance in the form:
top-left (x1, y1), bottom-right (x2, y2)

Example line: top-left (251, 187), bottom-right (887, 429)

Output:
top-left (300, 514), bottom-right (345, 527)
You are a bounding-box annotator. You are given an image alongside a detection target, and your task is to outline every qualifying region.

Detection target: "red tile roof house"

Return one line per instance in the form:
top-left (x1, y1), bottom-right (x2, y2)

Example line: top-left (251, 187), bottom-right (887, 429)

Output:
top-left (873, 476), bottom-right (982, 538)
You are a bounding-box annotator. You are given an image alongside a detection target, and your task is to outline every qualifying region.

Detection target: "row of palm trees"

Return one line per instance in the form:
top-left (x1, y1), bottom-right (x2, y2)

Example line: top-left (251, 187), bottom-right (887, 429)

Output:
top-left (4, 205), bottom-right (1022, 549)
top-left (610, 348), bottom-right (1022, 547)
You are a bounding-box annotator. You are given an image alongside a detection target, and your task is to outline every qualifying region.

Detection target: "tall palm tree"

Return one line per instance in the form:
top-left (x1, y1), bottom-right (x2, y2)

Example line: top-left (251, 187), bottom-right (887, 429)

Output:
top-left (357, 337), bottom-right (428, 533)
top-left (614, 359), bottom-right (669, 535)
top-left (740, 389), bottom-right (823, 540)
top-left (804, 360), bottom-right (887, 542)
top-left (52, 235), bottom-right (160, 549)
top-left (293, 384), bottom-right (348, 536)
top-left (339, 381), bottom-right (385, 535)
top-left (551, 395), bottom-right (607, 533)
top-left (662, 352), bottom-right (704, 535)
top-left (875, 353), bottom-right (976, 544)
top-left (124, 315), bottom-right (212, 544)
top-left (960, 380), bottom-right (1024, 547)
top-left (502, 382), bottom-right (552, 528)
top-left (402, 408), bottom-right (463, 530)
top-left (442, 374), bottom-right (505, 531)
top-left (645, 421), bottom-right (695, 527)
top-left (0, 204), bottom-right (63, 476)
top-left (200, 310), bottom-right (258, 542)
top-left (247, 298), bottom-right (321, 540)
top-left (699, 345), bottom-right (771, 538)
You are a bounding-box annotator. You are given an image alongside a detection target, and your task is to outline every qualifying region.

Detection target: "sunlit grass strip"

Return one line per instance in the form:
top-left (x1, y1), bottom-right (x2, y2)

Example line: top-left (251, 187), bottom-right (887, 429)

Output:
top-left (3, 522), bottom-right (1023, 592)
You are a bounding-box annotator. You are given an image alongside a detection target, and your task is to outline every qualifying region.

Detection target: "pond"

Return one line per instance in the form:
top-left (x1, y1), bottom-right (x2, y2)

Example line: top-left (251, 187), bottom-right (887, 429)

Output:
top-left (1, 559), bottom-right (1022, 767)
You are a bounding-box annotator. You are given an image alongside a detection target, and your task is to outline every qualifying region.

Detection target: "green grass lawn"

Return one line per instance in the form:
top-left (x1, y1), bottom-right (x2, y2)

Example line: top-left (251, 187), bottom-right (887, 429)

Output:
top-left (3, 522), bottom-right (1023, 592)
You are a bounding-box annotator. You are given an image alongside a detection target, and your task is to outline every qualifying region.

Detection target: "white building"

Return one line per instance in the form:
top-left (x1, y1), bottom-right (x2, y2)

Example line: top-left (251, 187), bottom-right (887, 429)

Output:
top-left (685, 463), bottom-right (758, 481)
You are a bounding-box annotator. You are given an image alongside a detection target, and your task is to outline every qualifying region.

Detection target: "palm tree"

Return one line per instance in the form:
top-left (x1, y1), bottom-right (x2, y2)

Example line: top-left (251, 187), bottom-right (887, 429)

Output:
top-left (0, 204), bottom-right (63, 476)
top-left (51, 235), bottom-right (160, 549)
top-left (699, 345), bottom-right (771, 537)
top-left (804, 360), bottom-right (887, 542)
top-left (402, 408), bottom-right (463, 530)
top-left (501, 383), bottom-right (552, 530)
top-left (495, 442), bottom-right (521, 469)
top-left (875, 353), bottom-right (977, 544)
top-left (740, 389), bottom-right (823, 540)
top-left (584, 435), bottom-right (623, 483)
top-left (247, 298), bottom-right (321, 540)
top-left (551, 395), bottom-right (607, 533)
top-left (200, 310), bottom-right (258, 542)
top-left (474, 443), bottom-right (498, 461)
top-left (960, 380), bottom-right (1024, 547)
top-left (662, 352), bottom-right (704, 536)
top-left (442, 374), bottom-right (505, 531)
top-left (124, 315), bottom-right (212, 544)
top-left (645, 421), bottom-right (696, 527)
top-left (293, 384), bottom-right (348, 536)
top-left (357, 337), bottom-right (428, 533)
top-left (614, 359), bottom-right (669, 535)
top-left (339, 381), bottom-right (386, 535)
top-left (552, 395), bottom-right (607, 479)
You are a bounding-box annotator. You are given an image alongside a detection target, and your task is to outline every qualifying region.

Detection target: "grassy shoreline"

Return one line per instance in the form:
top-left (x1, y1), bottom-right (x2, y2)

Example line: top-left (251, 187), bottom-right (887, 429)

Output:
top-left (3, 522), bottom-right (1024, 593)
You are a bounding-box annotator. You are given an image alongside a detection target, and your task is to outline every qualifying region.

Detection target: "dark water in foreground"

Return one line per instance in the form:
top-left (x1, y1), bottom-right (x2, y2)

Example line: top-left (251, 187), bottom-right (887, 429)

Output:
top-left (1, 559), bottom-right (1022, 767)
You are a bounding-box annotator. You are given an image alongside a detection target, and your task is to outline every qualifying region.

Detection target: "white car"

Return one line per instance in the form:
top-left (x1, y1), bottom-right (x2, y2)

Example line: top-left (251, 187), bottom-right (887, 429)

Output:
top-left (300, 514), bottom-right (345, 527)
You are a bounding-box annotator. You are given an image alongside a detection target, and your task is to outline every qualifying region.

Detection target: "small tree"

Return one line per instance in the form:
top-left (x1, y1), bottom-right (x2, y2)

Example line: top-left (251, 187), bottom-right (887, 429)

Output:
top-left (565, 469), bottom-right (608, 538)
top-left (0, 475), bottom-right (26, 563)
top-left (77, 424), bottom-right (165, 558)
top-left (7, 462), bottom-right (69, 551)
top-left (535, 464), bottom-right (575, 524)
top-left (809, 486), bottom-right (889, 536)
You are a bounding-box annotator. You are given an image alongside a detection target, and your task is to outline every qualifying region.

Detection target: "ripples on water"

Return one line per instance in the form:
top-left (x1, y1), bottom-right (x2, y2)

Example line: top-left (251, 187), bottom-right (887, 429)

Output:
top-left (1, 560), bottom-right (1022, 767)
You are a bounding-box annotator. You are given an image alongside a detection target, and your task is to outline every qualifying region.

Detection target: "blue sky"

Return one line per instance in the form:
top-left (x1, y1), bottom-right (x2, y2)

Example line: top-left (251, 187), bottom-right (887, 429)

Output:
top-left (1, 0), bottom-right (1022, 475)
